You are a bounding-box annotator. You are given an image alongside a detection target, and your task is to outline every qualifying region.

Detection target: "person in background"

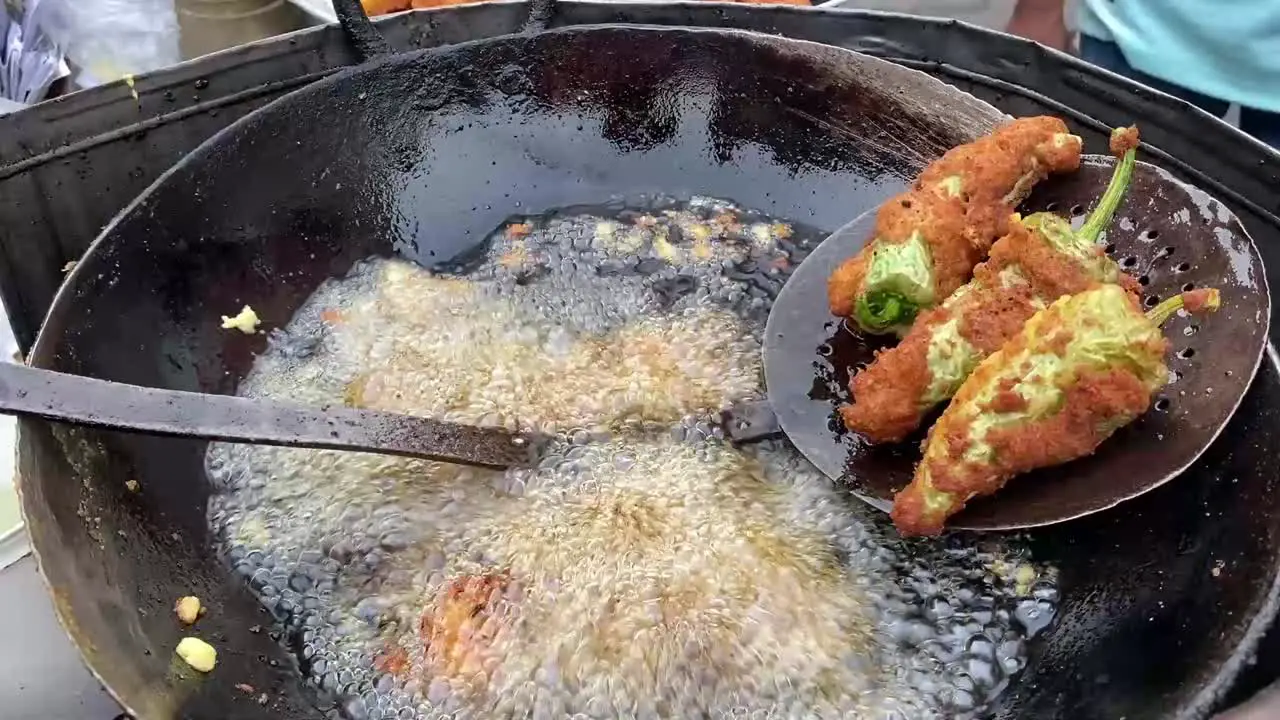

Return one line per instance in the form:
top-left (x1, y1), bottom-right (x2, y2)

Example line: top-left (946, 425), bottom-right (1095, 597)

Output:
top-left (1006, 0), bottom-right (1280, 149)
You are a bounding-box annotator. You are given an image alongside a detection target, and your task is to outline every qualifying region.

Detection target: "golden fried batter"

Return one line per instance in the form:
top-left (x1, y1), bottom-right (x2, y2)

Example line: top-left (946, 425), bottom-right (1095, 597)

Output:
top-left (1182, 288), bottom-right (1217, 314)
top-left (887, 285), bottom-right (1191, 538)
top-left (840, 307), bottom-right (947, 443)
top-left (891, 367), bottom-right (1152, 537)
top-left (827, 254), bottom-right (869, 318)
top-left (841, 123), bottom-right (1145, 444)
top-left (841, 219), bottom-right (1115, 445)
top-left (827, 116), bottom-right (1082, 323)
top-left (418, 572), bottom-right (512, 681)
top-left (1110, 125), bottom-right (1141, 156)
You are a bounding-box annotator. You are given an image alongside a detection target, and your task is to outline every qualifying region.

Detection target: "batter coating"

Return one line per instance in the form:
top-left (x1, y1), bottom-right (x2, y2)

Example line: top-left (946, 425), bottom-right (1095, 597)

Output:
top-left (842, 127), bottom-right (1140, 444)
top-left (891, 285), bottom-right (1221, 537)
top-left (827, 116), bottom-right (1082, 335)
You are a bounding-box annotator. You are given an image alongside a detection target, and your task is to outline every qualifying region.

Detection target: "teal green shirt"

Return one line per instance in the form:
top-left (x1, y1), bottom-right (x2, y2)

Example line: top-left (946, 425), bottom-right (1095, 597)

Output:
top-left (1078, 0), bottom-right (1280, 112)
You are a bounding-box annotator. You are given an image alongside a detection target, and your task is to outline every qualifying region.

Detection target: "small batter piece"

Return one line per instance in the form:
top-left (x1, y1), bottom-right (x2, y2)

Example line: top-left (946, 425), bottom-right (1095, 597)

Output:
top-left (827, 116), bottom-right (1082, 335)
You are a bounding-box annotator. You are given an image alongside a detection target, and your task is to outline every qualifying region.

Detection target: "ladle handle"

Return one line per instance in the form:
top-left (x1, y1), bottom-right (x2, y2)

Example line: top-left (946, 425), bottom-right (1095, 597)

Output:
top-left (331, 0), bottom-right (560, 62)
top-left (524, 0), bottom-right (559, 33)
top-left (721, 399), bottom-right (786, 443)
top-left (0, 362), bottom-right (545, 469)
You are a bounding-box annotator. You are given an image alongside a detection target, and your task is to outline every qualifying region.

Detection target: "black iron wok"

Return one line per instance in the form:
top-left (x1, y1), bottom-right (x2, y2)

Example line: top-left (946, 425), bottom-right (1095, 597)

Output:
top-left (16, 2), bottom-right (1280, 719)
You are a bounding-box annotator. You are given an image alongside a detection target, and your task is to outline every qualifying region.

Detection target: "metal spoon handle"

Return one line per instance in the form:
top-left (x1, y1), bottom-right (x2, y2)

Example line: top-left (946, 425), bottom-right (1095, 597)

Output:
top-left (0, 362), bottom-right (545, 469)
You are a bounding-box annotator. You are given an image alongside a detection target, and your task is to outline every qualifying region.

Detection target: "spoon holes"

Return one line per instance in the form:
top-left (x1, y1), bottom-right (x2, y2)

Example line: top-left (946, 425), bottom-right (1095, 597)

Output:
top-left (1121, 256), bottom-right (1138, 269)
top-left (1182, 282), bottom-right (1196, 292)
top-left (1178, 347), bottom-right (1196, 359)
top-left (1044, 202), bottom-right (1059, 212)
top-left (1141, 229), bottom-right (1160, 242)
top-left (1070, 203), bottom-right (1084, 216)
top-left (1104, 243), bottom-right (1117, 255)
top-left (817, 343), bottom-right (833, 357)
top-left (1143, 295), bottom-right (1160, 309)
top-left (1138, 275), bottom-right (1150, 286)
top-left (1155, 397), bottom-right (1171, 412)
top-left (1174, 262), bottom-right (1191, 272)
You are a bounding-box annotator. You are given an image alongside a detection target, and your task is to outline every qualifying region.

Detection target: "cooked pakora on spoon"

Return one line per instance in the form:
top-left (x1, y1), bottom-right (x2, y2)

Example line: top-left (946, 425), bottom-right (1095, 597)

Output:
top-left (826, 116), bottom-right (1083, 335)
top-left (841, 127), bottom-right (1142, 444)
top-left (891, 284), bottom-right (1222, 537)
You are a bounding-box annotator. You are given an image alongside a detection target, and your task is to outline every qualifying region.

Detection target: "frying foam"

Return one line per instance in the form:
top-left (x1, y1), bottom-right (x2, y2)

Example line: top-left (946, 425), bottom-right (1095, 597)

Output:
top-left (207, 200), bottom-right (1058, 719)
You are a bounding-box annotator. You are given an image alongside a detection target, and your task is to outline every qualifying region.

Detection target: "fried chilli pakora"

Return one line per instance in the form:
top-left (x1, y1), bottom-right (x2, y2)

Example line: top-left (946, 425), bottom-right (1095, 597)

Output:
top-left (842, 127), bottom-right (1140, 443)
top-left (891, 284), bottom-right (1221, 537)
top-left (827, 116), bottom-right (1083, 335)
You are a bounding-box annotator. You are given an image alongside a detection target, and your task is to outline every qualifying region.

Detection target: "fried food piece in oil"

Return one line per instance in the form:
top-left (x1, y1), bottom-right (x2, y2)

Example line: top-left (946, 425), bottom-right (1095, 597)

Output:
top-left (827, 116), bottom-right (1082, 336)
top-left (842, 127), bottom-right (1140, 444)
top-left (891, 285), bottom-right (1221, 537)
top-left (418, 572), bottom-right (513, 681)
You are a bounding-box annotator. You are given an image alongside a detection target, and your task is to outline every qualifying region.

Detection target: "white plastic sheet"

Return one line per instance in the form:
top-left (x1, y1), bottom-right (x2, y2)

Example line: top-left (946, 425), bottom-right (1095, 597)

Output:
top-left (34, 0), bottom-right (180, 89)
top-left (0, 0), bottom-right (70, 105)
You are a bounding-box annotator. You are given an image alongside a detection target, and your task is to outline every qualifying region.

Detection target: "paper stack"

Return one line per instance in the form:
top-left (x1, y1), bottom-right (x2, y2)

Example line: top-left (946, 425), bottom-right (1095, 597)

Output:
top-left (0, 0), bottom-right (69, 110)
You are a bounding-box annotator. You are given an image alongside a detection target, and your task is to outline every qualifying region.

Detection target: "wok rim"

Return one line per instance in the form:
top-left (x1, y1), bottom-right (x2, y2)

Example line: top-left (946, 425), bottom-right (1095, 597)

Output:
top-left (32, 20), bottom-right (1010, 364)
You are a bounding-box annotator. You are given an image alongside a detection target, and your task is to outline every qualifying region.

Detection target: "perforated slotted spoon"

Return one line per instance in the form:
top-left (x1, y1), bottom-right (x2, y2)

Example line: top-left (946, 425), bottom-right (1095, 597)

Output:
top-left (744, 156), bottom-right (1270, 531)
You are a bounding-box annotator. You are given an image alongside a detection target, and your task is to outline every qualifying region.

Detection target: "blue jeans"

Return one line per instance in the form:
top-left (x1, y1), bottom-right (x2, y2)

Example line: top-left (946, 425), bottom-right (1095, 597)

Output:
top-left (1079, 36), bottom-right (1280, 150)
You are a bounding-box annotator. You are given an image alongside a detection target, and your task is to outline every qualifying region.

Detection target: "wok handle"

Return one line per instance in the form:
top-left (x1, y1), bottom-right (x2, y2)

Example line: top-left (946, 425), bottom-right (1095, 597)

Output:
top-left (332, 0), bottom-right (392, 60)
top-left (332, 0), bottom-right (559, 61)
top-left (0, 361), bottom-right (549, 470)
